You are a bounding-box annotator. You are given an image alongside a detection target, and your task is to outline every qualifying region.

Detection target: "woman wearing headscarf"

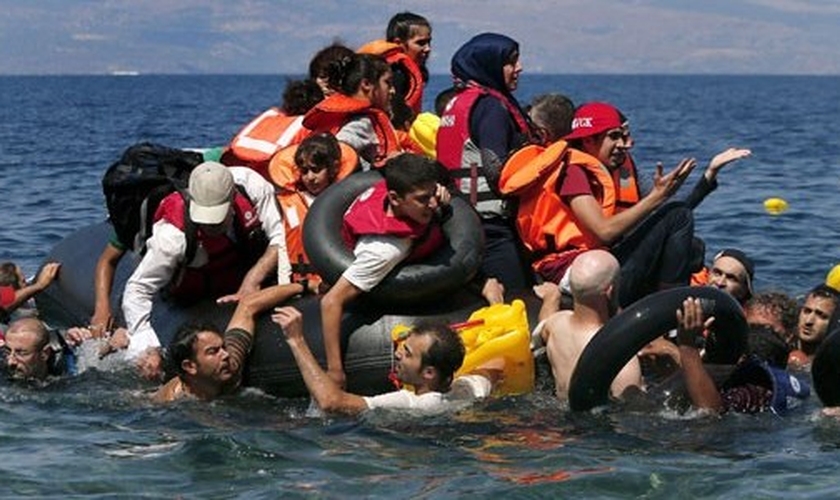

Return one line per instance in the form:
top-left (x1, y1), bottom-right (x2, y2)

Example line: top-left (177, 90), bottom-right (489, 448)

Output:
top-left (436, 33), bottom-right (538, 292)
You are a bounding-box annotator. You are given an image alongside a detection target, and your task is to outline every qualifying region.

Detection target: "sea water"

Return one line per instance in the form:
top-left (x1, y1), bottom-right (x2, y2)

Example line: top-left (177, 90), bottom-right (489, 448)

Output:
top-left (1, 74), bottom-right (840, 497)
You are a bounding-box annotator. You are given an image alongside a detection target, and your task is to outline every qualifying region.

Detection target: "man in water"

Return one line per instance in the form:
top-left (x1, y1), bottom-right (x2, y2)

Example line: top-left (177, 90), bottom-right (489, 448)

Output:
top-left (2, 318), bottom-right (75, 382)
top-left (539, 249), bottom-right (642, 400)
top-left (788, 284), bottom-right (839, 368)
top-left (152, 283), bottom-right (304, 402)
top-left (706, 248), bottom-right (754, 307)
top-left (674, 297), bottom-right (809, 414)
top-left (272, 306), bottom-right (502, 415)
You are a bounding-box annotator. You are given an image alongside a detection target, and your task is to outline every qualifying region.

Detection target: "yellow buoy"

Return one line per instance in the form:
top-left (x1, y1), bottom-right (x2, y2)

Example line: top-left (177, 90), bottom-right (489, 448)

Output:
top-left (763, 197), bottom-right (789, 215)
top-left (826, 264), bottom-right (840, 292)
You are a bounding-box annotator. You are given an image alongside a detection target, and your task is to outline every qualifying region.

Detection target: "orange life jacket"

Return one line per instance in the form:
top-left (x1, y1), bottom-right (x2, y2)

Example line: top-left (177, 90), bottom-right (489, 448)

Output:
top-left (268, 142), bottom-right (359, 282)
top-left (358, 40), bottom-right (425, 115)
top-left (500, 141), bottom-right (621, 267)
top-left (222, 108), bottom-right (307, 179)
top-left (301, 94), bottom-right (400, 167)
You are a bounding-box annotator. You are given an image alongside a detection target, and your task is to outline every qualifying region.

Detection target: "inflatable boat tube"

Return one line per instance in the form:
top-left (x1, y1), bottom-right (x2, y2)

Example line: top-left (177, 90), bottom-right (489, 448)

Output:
top-left (568, 286), bottom-right (748, 412)
top-left (811, 324), bottom-right (840, 406)
top-left (303, 170), bottom-right (484, 307)
top-left (36, 222), bottom-right (536, 397)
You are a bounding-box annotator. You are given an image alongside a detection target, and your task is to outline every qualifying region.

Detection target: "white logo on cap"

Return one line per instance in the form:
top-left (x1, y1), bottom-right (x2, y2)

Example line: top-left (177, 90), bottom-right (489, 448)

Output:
top-left (572, 117), bottom-right (593, 129)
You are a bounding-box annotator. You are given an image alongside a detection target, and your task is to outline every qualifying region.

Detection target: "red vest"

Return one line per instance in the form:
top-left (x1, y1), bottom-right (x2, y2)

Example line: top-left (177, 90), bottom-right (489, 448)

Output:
top-left (436, 84), bottom-right (534, 209)
top-left (153, 189), bottom-right (266, 300)
top-left (341, 181), bottom-right (444, 263)
top-left (301, 94), bottom-right (400, 167)
top-left (222, 108), bottom-right (306, 179)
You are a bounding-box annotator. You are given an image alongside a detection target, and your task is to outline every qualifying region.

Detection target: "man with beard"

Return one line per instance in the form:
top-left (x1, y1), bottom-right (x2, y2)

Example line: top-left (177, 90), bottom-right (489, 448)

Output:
top-left (272, 306), bottom-right (502, 416)
top-left (152, 283), bottom-right (305, 402)
top-left (540, 250), bottom-right (642, 401)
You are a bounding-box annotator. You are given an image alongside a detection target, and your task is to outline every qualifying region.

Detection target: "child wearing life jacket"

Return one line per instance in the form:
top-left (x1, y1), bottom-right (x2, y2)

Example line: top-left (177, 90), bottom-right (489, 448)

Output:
top-left (221, 79), bottom-right (324, 179)
top-left (319, 154), bottom-right (450, 388)
top-left (302, 53), bottom-right (401, 170)
top-left (268, 133), bottom-right (359, 291)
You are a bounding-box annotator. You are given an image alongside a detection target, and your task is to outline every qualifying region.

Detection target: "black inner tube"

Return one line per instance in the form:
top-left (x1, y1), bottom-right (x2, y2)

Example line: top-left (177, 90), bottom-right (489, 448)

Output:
top-left (568, 286), bottom-right (748, 412)
top-left (303, 170), bottom-right (484, 307)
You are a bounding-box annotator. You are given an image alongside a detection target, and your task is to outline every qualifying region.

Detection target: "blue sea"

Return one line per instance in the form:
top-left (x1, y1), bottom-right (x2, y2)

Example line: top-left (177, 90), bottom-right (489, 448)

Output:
top-left (2, 74), bottom-right (840, 497)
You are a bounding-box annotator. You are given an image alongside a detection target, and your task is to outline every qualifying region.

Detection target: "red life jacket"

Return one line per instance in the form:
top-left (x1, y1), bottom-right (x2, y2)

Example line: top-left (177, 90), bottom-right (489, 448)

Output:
top-left (221, 108), bottom-right (307, 179)
top-left (436, 83), bottom-right (534, 209)
top-left (153, 188), bottom-right (267, 300)
top-left (341, 180), bottom-right (444, 263)
top-left (358, 40), bottom-right (425, 115)
top-left (301, 94), bottom-right (400, 167)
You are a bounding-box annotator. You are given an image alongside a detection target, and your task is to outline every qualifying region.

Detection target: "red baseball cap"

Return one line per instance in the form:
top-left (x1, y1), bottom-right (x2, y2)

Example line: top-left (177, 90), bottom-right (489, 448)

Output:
top-left (564, 102), bottom-right (624, 140)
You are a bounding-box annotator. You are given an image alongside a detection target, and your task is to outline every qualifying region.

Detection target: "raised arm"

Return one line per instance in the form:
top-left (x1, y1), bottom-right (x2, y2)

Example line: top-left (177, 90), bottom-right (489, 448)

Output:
top-left (272, 306), bottom-right (368, 415)
top-left (5, 262), bottom-right (61, 313)
top-left (570, 159), bottom-right (696, 246)
top-left (676, 298), bottom-right (723, 413)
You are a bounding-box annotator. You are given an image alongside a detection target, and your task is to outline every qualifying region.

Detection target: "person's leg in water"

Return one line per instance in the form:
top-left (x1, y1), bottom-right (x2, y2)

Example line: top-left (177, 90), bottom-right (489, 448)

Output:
top-left (611, 202), bottom-right (696, 307)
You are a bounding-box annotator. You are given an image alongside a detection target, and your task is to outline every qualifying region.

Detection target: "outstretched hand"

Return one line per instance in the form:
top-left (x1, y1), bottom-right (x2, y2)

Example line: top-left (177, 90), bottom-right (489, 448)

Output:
top-left (652, 158), bottom-right (696, 202)
top-left (705, 148), bottom-right (752, 182)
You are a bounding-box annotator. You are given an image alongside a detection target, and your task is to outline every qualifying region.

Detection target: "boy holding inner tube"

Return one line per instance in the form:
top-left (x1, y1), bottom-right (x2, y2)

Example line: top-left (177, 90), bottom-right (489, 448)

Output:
top-left (319, 153), bottom-right (450, 388)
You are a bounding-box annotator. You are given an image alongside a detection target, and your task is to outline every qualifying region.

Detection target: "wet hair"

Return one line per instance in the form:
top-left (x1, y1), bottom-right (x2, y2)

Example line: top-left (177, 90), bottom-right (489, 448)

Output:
top-left (806, 283), bottom-right (840, 306)
top-left (281, 79), bottom-right (324, 115)
top-left (745, 291), bottom-right (799, 340)
top-left (747, 324), bottom-right (791, 368)
top-left (308, 42), bottom-right (355, 90)
top-left (413, 322), bottom-right (464, 388)
top-left (294, 133), bottom-right (342, 181)
top-left (330, 53), bottom-right (391, 97)
top-left (167, 322), bottom-right (222, 376)
top-left (386, 12), bottom-right (431, 42)
top-left (434, 86), bottom-right (456, 117)
top-left (529, 93), bottom-right (575, 143)
top-left (382, 153), bottom-right (441, 196)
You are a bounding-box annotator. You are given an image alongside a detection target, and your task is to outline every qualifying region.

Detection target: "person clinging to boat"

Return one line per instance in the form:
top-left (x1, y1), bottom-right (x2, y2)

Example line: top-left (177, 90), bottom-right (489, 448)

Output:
top-left (3, 317), bottom-right (77, 382)
top-left (535, 250), bottom-right (643, 401)
top-left (116, 162), bottom-right (291, 360)
top-left (272, 306), bottom-right (504, 415)
top-left (151, 285), bottom-right (303, 402)
top-left (318, 154), bottom-right (451, 389)
top-left (0, 261), bottom-right (60, 323)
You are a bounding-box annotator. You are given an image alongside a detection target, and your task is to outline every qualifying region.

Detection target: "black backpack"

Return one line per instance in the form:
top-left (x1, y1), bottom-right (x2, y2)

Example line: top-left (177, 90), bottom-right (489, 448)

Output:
top-left (101, 142), bottom-right (204, 259)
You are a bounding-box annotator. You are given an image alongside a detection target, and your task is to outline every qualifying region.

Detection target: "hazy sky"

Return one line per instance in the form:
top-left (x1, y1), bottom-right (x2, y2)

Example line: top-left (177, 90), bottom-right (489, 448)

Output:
top-left (3, 0), bottom-right (840, 75)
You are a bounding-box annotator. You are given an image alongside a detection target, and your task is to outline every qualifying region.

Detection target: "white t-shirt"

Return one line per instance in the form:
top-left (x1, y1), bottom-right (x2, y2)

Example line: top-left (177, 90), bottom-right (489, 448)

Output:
top-left (363, 375), bottom-right (493, 414)
top-left (342, 234), bottom-right (412, 292)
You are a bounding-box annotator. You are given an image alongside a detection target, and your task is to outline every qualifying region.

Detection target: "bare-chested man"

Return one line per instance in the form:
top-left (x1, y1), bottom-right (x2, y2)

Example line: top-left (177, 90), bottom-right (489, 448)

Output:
top-left (541, 249), bottom-right (642, 400)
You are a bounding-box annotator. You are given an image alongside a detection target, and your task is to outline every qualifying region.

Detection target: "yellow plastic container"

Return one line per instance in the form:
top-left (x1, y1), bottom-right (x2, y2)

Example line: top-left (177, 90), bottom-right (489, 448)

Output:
top-left (391, 300), bottom-right (535, 396)
top-left (826, 264), bottom-right (840, 292)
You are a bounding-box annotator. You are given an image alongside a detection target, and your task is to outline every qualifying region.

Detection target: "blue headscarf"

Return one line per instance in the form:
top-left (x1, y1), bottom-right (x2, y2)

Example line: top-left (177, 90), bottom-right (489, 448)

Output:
top-left (450, 32), bottom-right (527, 116)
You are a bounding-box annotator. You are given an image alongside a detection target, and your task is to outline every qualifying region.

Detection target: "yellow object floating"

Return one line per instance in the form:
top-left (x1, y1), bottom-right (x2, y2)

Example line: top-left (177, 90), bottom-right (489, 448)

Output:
top-left (826, 264), bottom-right (840, 292)
top-left (391, 299), bottom-right (535, 396)
top-left (763, 197), bottom-right (789, 215)
top-left (408, 112), bottom-right (440, 159)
